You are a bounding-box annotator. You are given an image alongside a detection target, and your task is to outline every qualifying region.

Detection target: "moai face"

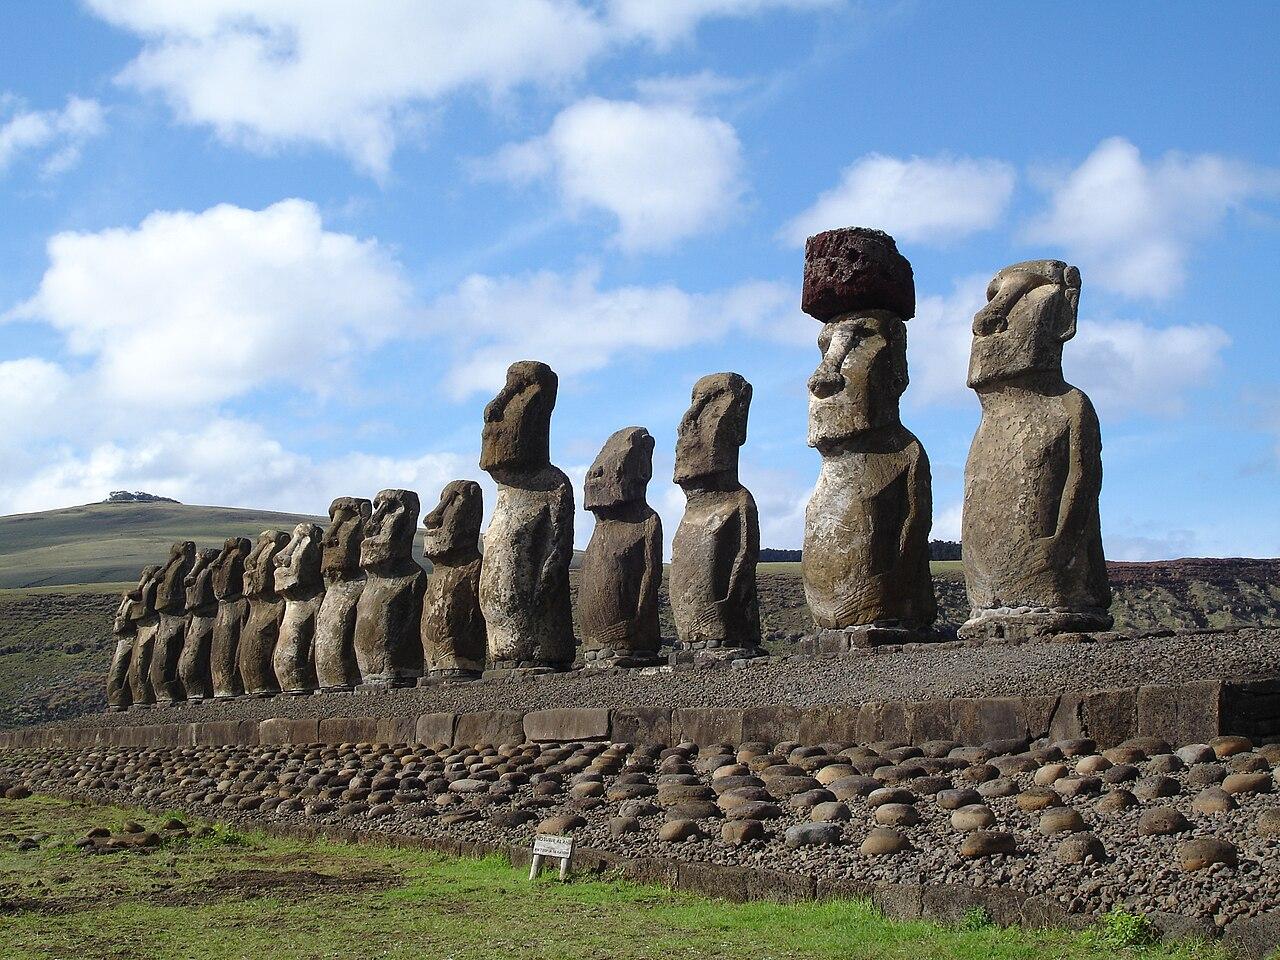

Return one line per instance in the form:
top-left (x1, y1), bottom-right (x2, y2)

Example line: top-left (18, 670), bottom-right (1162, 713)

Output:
top-left (156, 540), bottom-right (196, 611)
top-left (423, 481), bottom-right (483, 560)
top-left (360, 489), bottom-right (420, 568)
top-left (585, 427), bottom-right (654, 512)
top-left (480, 361), bottom-right (557, 473)
top-left (128, 564), bottom-right (161, 620)
top-left (673, 373), bottom-right (751, 487)
top-left (968, 259), bottom-right (1081, 390)
top-left (322, 497), bottom-right (371, 578)
top-left (243, 530), bottom-right (289, 598)
top-left (807, 312), bottom-right (908, 448)
top-left (184, 548), bottom-right (220, 610)
top-left (274, 522), bottom-right (324, 594)
top-left (211, 537), bottom-right (251, 601)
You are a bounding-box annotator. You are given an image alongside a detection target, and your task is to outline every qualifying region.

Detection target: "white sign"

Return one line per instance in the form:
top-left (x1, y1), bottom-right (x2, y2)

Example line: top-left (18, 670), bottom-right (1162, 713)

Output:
top-left (533, 834), bottom-right (574, 859)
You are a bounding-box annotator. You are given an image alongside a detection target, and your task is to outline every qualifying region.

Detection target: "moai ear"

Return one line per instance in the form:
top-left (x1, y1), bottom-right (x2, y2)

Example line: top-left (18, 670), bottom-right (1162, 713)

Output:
top-left (360, 500), bottom-right (372, 522)
top-left (1058, 265), bottom-right (1081, 343)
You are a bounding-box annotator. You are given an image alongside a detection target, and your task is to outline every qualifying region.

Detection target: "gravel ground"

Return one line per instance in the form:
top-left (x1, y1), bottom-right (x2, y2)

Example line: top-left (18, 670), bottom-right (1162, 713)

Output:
top-left (65, 626), bottom-right (1280, 729)
top-left (4, 733), bottom-right (1279, 932)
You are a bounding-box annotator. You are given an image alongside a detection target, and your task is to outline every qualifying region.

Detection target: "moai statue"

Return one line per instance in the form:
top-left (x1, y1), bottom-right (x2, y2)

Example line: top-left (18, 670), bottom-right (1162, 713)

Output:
top-left (353, 489), bottom-right (427, 686)
top-left (800, 228), bottom-right (937, 647)
top-left (238, 529), bottom-right (290, 696)
top-left (209, 537), bottom-right (251, 699)
top-left (960, 259), bottom-right (1112, 640)
top-left (478, 361), bottom-right (575, 674)
top-left (580, 427), bottom-right (663, 667)
top-left (273, 522), bottom-right (324, 694)
top-left (420, 481), bottom-right (486, 682)
top-left (177, 547), bottom-right (219, 700)
top-left (670, 373), bottom-right (761, 660)
top-left (315, 497), bottom-right (371, 691)
top-left (150, 540), bottom-right (196, 703)
top-left (106, 567), bottom-right (153, 710)
top-left (126, 564), bottom-right (161, 706)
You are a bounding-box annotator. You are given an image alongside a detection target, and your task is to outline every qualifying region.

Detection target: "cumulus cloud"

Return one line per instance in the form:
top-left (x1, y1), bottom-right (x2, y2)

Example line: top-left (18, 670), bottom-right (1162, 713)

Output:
top-left (484, 97), bottom-right (744, 251)
top-left (608, 0), bottom-right (836, 48)
top-left (0, 95), bottom-right (105, 176)
top-left (1024, 137), bottom-right (1280, 300)
top-left (782, 154), bottom-right (1016, 246)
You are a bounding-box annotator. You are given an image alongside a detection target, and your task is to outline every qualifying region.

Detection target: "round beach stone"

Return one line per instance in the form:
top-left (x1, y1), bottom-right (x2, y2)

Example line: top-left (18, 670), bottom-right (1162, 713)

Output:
top-left (1191, 787), bottom-right (1237, 814)
top-left (785, 822), bottom-right (842, 848)
top-left (789, 788), bottom-right (836, 811)
top-left (1176, 744), bottom-right (1217, 765)
top-left (1138, 808), bottom-right (1191, 837)
top-left (1134, 776), bottom-right (1181, 801)
top-left (859, 827), bottom-right (909, 855)
top-left (1222, 772), bottom-right (1271, 796)
top-left (658, 819), bottom-right (702, 842)
top-left (1096, 790), bottom-right (1138, 813)
top-left (828, 775), bottom-right (879, 800)
top-left (1034, 764), bottom-right (1068, 786)
top-left (1178, 837), bottom-right (1238, 872)
top-left (951, 805), bottom-right (996, 832)
top-left (1211, 736), bottom-right (1253, 758)
top-left (867, 787), bottom-right (914, 808)
top-left (1055, 738), bottom-right (1096, 758)
top-left (1145, 754), bottom-right (1185, 775)
top-left (1055, 776), bottom-right (1102, 798)
top-left (960, 830), bottom-right (1016, 858)
top-left (977, 778), bottom-right (1019, 799)
top-left (769, 776), bottom-right (822, 797)
top-left (1256, 809), bottom-right (1280, 838)
top-left (537, 813), bottom-right (587, 834)
top-left (569, 781), bottom-right (604, 799)
top-left (1040, 808), bottom-right (1087, 835)
top-left (726, 801), bottom-right (783, 821)
top-left (815, 764), bottom-right (855, 785)
top-left (1056, 832), bottom-right (1107, 864)
top-left (722, 819), bottom-right (765, 845)
top-left (1102, 764), bottom-right (1138, 784)
top-left (1075, 755), bottom-right (1112, 776)
top-left (1016, 787), bottom-right (1061, 812)
top-left (1188, 763), bottom-right (1227, 787)
top-left (1229, 753), bottom-right (1270, 773)
top-left (959, 764), bottom-right (999, 784)
top-left (667, 801), bottom-right (720, 821)
top-left (936, 788), bottom-right (982, 810)
top-left (874, 803), bottom-right (919, 827)
top-left (810, 801), bottom-right (851, 822)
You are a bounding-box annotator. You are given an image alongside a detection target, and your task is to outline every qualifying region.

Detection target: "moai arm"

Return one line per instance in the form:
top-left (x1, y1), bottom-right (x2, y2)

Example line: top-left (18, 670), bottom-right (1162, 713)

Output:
top-left (900, 441), bottom-right (933, 568)
top-left (636, 512), bottom-right (663, 629)
top-left (722, 491), bottom-right (759, 613)
top-left (1046, 391), bottom-right (1103, 560)
top-left (536, 480), bottom-right (575, 602)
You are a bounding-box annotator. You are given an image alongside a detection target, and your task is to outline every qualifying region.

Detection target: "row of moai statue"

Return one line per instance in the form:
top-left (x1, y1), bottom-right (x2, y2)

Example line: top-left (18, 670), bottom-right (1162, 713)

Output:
top-left (105, 226), bottom-right (1110, 708)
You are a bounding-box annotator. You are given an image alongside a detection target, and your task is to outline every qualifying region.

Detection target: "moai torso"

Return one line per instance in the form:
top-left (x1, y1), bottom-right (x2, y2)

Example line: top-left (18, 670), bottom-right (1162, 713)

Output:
top-left (238, 530), bottom-right (289, 695)
top-left (210, 537), bottom-right (251, 698)
top-left (178, 548), bottom-right (219, 699)
top-left (150, 540), bottom-right (196, 703)
top-left (107, 568), bottom-right (153, 710)
top-left (127, 567), bottom-right (161, 705)
top-left (353, 489), bottom-right (426, 685)
top-left (478, 361), bottom-right (575, 670)
top-left (421, 481), bottom-right (486, 678)
top-left (273, 523), bottom-right (324, 693)
top-left (580, 427), bottom-right (662, 665)
top-left (315, 497), bottom-right (369, 690)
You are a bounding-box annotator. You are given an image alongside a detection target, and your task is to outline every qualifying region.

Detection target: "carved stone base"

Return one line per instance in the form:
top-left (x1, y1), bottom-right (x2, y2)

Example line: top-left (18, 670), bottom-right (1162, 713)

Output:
top-left (581, 649), bottom-right (665, 670)
top-left (106, 705), bottom-right (127, 712)
top-left (128, 703), bottom-right (152, 711)
top-left (316, 685), bottom-right (354, 694)
top-left (282, 688), bottom-right (312, 696)
top-left (482, 660), bottom-right (564, 680)
top-left (958, 606), bottom-right (1114, 643)
top-left (418, 669), bottom-right (481, 685)
top-left (354, 678), bottom-right (417, 693)
top-left (800, 622), bottom-right (942, 654)
top-left (669, 643), bottom-right (765, 667)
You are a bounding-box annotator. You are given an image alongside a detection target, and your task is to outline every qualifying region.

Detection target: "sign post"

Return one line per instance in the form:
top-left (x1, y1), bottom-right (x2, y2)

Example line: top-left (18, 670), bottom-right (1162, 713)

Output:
top-left (530, 833), bottom-right (575, 881)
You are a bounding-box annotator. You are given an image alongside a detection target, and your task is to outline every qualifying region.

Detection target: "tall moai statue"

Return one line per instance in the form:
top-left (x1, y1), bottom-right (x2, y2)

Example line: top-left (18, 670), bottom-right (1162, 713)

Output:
top-left (315, 497), bottom-right (370, 691)
top-left (150, 540), bottom-right (196, 703)
top-left (126, 564), bottom-right (161, 706)
top-left (960, 259), bottom-right (1112, 640)
top-left (107, 567), bottom-right (154, 710)
top-left (238, 529), bottom-right (290, 696)
top-left (273, 522), bottom-right (324, 694)
top-left (478, 361), bottom-right (575, 674)
top-left (177, 547), bottom-right (219, 700)
top-left (353, 489), bottom-right (426, 686)
top-left (670, 372), bottom-right (761, 659)
top-left (420, 481), bottom-right (486, 681)
top-left (800, 228), bottom-right (937, 647)
top-left (580, 427), bottom-right (663, 668)
top-left (209, 537), bottom-right (251, 699)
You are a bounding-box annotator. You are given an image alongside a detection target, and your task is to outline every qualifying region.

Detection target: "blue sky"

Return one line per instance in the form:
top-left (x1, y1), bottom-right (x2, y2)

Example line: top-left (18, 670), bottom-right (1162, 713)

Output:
top-left (1, 1), bottom-right (1277, 560)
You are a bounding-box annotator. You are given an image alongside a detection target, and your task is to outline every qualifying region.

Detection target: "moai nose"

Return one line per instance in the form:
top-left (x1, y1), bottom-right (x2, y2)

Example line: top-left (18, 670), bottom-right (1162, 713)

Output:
top-left (808, 366), bottom-right (844, 399)
top-left (972, 302), bottom-right (1006, 337)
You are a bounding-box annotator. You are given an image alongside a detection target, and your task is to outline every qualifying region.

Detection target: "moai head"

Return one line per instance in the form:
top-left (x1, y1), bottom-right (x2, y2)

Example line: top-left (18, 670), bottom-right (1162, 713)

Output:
top-left (211, 537), bottom-right (251, 601)
top-left (674, 373), bottom-right (752, 488)
top-left (322, 497), bottom-right (371, 578)
top-left (480, 360), bottom-right (557, 473)
top-left (423, 481), bottom-right (483, 561)
top-left (360, 489), bottom-right (420, 569)
top-left (274, 522), bottom-right (324, 595)
top-left (968, 259), bottom-right (1081, 390)
top-left (116, 565), bottom-right (156, 631)
top-left (156, 540), bottom-right (196, 611)
top-left (243, 530), bottom-right (289, 599)
top-left (128, 564), bottom-right (161, 620)
top-left (585, 427), bottom-right (655, 513)
top-left (184, 548), bottom-right (220, 610)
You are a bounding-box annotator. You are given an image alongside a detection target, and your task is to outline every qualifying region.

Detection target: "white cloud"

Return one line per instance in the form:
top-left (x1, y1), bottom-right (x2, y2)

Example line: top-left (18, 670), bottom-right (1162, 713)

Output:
top-left (0, 95), bottom-right (105, 176)
top-left (1024, 137), bottom-right (1280, 300)
top-left (782, 154), bottom-right (1016, 246)
top-left (485, 97), bottom-right (744, 251)
top-left (89, 0), bottom-right (829, 176)
top-left (7, 199), bottom-right (414, 408)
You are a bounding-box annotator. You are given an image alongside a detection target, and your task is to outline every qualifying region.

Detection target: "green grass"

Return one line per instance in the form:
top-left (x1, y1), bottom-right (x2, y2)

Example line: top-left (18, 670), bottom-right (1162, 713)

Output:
top-left (0, 795), bottom-right (1227, 960)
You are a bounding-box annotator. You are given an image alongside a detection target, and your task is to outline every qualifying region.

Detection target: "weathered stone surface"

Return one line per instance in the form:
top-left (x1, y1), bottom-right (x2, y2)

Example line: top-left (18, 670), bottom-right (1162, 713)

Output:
top-left (421, 481), bottom-right (485, 678)
top-left (209, 537), bottom-right (251, 699)
top-left (238, 530), bottom-right (290, 696)
top-left (479, 361), bottom-right (575, 670)
top-left (354, 489), bottom-right (427, 685)
top-left (126, 568), bottom-right (160, 707)
top-left (315, 497), bottom-right (369, 691)
top-left (801, 227), bottom-right (914, 322)
top-left (177, 547), bottom-right (219, 699)
top-left (523, 708), bottom-right (610, 742)
top-left (150, 541), bottom-right (196, 703)
top-left (670, 372), bottom-right (761, 653)
top-left (107, 566), bottom-right (155, 709)
top-left (273, 522), bottom-right (324, 694)
top-left (415, 712), bottom-right (457, 747)
top-left (960, 260), bottom-right (1112, 640)
top-left (580, 427), bottom-right (662, 664)
top-left (454, 710), bottom-right (524, 748)
top-left (1178, 837), bottom-right (1238, 871)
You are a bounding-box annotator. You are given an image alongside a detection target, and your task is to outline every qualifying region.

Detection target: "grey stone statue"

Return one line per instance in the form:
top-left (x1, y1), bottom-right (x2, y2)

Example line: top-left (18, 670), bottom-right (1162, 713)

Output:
top-left (580, 427), bottom-right (663, 667)
top-left (420, 481), bottom-right (486, 681)
top-left (177, 547), bottom-right (220, 699)
top-left (960, 259), bottom-right (1112, 640)
top-left (238, 529), bottom-right (289, 696)
top-left (273, 522), bottom-right (324, 694)
top-left (801, 228), bottom-right (937, 646)
top-left (126, 564), bottom-right (161, 706)
top-left (353, 489), bottom-right (426, 686)
top-left (150, 540), bottom-right (196, 703)
top-left (210, 537), bottom-right (251, 699)
top-left (478, 361), bottom-right (575, 674)
top-left (107, 567), bottom-right (154, 710)
top-left (315, 497), bottom-right (370, 691)
top-left (670, 372), bottom-right (761, 658)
